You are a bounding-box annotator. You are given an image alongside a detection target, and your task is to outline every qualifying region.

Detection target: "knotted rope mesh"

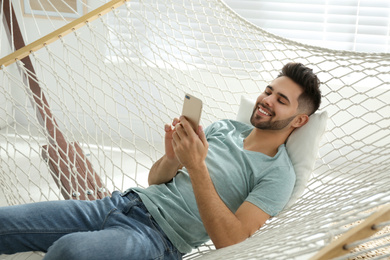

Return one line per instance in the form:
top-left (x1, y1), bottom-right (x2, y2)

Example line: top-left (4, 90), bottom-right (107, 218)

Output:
top-left (0, 0), bottom-right (389, 259)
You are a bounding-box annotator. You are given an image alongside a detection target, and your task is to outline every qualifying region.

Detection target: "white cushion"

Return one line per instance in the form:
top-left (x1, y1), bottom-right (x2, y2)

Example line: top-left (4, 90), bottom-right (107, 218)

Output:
top-left (236, 96), bottom-right (327, 209)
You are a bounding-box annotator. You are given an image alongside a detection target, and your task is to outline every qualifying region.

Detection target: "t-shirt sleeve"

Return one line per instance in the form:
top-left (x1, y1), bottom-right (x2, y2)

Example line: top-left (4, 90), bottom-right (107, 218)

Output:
top-left (204, 121), bottom-right (220, 138)
top-left (245, 166), bottom-right (296, 217)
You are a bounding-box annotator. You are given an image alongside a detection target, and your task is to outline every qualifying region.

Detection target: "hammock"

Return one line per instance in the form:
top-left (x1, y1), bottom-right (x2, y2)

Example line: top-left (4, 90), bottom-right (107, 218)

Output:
top-left (1, 0), bottom-right (390, 259)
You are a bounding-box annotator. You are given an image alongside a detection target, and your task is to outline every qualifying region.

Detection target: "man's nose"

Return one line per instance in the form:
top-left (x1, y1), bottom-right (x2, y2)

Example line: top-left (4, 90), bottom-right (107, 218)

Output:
top-left (263, 94), bottom-right (274, 107)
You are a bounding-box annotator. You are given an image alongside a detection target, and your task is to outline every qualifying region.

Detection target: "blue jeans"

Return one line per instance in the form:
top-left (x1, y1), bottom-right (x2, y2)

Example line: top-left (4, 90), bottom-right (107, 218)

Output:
top-left (0, 190), bottom-right (183, 260)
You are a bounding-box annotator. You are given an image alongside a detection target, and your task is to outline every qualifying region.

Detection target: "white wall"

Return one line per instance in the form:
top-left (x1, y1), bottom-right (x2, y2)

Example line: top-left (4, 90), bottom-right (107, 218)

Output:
top-left (0, 1), bottom-right (104, 130)
top-left (0, 21), bottom-right (15, 129)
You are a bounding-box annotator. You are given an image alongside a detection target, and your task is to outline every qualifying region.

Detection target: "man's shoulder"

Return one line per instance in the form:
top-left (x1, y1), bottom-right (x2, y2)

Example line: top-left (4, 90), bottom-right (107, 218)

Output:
top-left (275, 144), bottom-right (295, 170)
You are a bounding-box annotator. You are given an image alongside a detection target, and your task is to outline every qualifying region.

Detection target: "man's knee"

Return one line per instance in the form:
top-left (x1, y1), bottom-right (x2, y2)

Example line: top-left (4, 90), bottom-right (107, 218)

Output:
top-left (44, 233), bottom-right (95, 260)
top-left (43, 231), bottom-right (132, 260)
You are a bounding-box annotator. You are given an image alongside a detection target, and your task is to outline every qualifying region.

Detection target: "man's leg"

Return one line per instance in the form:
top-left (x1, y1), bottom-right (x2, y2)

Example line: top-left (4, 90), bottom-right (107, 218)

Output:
top-left (43, 224), bottom-right (181, 260)
top-left (44, 191), bottom-right (183, 260)
top-left (0, 191), bottom-right (183, 259)
top-left (0, 195), bottom-right (115, 254)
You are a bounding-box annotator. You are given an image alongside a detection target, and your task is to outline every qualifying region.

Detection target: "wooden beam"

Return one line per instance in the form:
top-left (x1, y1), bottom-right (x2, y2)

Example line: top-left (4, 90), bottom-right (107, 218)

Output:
top-left (311, 204), bottom-right (390, 260)
top-left (0, 0), bottom-right (127, 68)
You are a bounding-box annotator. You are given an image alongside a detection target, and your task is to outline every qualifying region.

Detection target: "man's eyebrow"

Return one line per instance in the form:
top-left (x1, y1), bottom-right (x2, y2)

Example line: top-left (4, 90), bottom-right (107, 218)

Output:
top-left (266, 85), bottom-right (290, 104)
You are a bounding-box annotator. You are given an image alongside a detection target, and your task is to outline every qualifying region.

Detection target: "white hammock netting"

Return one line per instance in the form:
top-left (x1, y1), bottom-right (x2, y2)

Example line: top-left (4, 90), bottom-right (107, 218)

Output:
top-left (1, 0), bottom-right (390, 259)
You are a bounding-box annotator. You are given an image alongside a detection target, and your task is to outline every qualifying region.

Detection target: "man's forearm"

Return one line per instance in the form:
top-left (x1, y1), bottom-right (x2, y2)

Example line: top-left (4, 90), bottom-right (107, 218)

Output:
top-left (148, 155), bottom-right (181, 185)
top-left (187, 163), bottom-right (250, 248)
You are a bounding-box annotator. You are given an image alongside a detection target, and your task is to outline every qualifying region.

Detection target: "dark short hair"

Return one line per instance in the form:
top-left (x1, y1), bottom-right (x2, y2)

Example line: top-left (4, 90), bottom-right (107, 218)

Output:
top-left (278, 62), bottom-right (321, 115)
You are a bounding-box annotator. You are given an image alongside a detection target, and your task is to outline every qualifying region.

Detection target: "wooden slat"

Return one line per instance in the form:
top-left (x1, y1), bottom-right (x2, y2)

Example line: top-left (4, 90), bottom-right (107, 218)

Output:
top-left (0, 0), bottom-right (128, 68)
top-left (311, 204), bottom-right (390, 260)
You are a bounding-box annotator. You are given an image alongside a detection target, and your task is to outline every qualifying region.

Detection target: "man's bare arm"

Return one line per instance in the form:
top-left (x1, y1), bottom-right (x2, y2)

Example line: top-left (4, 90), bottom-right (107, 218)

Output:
top-left (172, 117), bottom-right (270, 248)
top-left (148, 119), bottom-right (182, 185)
top-left (148, 154), bottom-right (181, 185)
top-left (188, 163), bottom-right (270, 248)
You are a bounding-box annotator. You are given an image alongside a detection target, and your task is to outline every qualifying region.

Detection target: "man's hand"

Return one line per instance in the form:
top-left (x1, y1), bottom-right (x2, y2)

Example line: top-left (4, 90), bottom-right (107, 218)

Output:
top-left (171, 116), bottom-right (208, 171)
top-left (164, 118), bottom-right (180, 162)
top-left (147, 117), bottom-right (182, 185)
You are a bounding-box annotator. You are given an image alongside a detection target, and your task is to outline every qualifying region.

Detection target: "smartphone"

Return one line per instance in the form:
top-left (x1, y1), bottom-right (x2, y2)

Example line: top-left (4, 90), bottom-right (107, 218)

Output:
top-left (181, 93), bottom-right (203, 131)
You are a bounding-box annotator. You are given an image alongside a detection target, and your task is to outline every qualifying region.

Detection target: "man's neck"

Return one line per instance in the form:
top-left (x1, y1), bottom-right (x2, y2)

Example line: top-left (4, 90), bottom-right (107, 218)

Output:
top-left (243, 128), bottom-right (292, 157)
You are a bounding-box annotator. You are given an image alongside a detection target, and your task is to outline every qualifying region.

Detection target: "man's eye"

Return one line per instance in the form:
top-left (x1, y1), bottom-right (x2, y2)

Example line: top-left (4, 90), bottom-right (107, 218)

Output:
top-left (265, 91), bottom-right (271, 95)
top-left (278, 99), bottom-right (286, 104)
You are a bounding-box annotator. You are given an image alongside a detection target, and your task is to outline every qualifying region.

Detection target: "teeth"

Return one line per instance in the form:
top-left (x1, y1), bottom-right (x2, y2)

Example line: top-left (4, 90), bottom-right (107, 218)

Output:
top-left (258, 107), bottom-right (270, 116)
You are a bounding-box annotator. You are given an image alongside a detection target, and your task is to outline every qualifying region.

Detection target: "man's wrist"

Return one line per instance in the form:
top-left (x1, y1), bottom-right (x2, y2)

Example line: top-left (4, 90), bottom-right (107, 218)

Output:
top-left (186, 161), bottom-right (208, 176)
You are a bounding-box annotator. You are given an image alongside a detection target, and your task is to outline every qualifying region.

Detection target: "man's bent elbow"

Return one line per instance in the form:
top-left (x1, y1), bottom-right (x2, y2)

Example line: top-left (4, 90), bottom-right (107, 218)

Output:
top-left (213, 233), bottom-right (251, 250)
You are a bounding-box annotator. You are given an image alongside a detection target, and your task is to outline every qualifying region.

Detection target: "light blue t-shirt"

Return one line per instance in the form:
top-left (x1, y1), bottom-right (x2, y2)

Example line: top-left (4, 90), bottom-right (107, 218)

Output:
top-left (133, 119), bottom-right (295, 253)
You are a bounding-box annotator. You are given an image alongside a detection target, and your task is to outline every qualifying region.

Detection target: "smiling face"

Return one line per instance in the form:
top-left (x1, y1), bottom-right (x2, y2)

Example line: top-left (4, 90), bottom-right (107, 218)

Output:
top-left (250, 76), bottom-right (305, 131)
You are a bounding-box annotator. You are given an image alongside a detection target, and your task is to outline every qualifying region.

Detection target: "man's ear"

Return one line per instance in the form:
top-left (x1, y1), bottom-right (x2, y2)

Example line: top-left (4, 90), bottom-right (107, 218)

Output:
top-left (292, 114), bottom-right (309, 128)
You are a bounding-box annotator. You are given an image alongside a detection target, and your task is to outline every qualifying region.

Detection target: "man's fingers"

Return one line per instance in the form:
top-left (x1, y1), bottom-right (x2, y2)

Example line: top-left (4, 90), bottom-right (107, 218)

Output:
top-left (198, 125), bottom-right (205, 140)
top-left (172, 118), bottom-right (180, 126)
top-left (175, 123), bottom-right (187, 139)
top-left (198, 125), bottom-right (209, 148)
top-left (165, 124), bottom-right (172, 132)
top-left (172, 128), bottom-right (178, 139)
top-left (179, 116), bottom-right (196, 135)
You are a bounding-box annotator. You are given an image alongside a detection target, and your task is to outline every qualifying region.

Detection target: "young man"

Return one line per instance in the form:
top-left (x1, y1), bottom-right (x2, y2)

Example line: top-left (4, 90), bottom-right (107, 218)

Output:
top-left (0, 63), bottom-right (321, 259)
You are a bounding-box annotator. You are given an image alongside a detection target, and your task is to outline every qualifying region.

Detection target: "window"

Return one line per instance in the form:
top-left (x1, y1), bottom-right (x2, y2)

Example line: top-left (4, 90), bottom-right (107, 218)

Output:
top-left (106, 0), bottom-right (390, 69)
top-left (23, 0), bottom-right (84, 19)
top-left (223, 0), bottom-right (390, 53)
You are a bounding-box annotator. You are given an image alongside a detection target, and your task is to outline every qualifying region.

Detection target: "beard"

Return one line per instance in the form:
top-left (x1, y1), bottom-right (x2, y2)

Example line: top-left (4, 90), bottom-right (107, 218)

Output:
top-left (250, 105), bottom-right (296, 130)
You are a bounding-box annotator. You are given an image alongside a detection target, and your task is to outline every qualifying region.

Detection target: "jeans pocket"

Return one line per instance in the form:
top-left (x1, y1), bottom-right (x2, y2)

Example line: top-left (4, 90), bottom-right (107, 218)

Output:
top-left (120, 188), bottom-right (132, 197)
